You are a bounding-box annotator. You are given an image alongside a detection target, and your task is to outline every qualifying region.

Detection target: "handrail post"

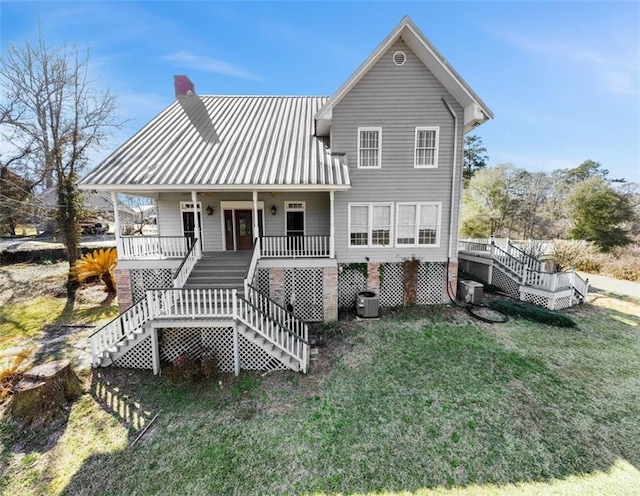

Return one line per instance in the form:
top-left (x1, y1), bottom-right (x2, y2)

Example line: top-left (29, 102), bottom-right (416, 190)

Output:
top-left (232, 289), bottom-right (237, 320)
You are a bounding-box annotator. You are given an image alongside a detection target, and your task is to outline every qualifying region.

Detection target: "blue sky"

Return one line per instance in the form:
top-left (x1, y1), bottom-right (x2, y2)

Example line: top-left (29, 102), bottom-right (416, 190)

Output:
top-left (2, 1), bottom-right (639, 182)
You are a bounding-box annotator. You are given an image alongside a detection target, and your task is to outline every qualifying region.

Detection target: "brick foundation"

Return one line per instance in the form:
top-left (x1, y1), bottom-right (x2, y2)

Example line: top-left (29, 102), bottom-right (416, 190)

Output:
top-left (114, 268), bottom-right (132, 311)
top-left (323, 266), bottom-right (338, 322)
top-left (366, 262), bottom-right (380, 294)
top-left (268, 267), bottom-right (285, 307)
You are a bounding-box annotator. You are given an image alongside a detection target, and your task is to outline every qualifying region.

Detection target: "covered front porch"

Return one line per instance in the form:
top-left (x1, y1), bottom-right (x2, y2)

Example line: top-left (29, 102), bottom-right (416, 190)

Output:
top-left (109, 189), bottom-right (338, 261)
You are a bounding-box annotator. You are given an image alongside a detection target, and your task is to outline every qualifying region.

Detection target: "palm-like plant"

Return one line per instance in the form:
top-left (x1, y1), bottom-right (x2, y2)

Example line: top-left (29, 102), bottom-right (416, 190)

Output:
top-left (74, 248), bottom-right (117, 293)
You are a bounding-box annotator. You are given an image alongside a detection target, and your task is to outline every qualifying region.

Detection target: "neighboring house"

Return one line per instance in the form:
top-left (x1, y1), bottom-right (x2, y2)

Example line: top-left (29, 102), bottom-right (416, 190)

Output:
top-left (39, 188), bottom-right (136, 233)
top-left (79, 16), bottom-right (493, 375)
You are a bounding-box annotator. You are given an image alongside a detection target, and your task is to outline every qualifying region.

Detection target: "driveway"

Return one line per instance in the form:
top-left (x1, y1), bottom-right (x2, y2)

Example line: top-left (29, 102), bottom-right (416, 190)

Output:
top-left (578, 271), bottom-right (640, 299)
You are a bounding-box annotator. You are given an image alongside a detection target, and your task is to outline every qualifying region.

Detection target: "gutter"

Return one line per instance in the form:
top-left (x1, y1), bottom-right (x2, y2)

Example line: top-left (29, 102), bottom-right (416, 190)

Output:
top-left (442, 98), bottom-right (459, 260)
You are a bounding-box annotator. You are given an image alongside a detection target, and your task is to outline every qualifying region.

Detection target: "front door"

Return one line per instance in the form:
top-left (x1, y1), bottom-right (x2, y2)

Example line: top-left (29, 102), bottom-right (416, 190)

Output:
top-left (182, 210), bottom-right (202, 249)
top-left (235, 210), bottom-right (253, 250)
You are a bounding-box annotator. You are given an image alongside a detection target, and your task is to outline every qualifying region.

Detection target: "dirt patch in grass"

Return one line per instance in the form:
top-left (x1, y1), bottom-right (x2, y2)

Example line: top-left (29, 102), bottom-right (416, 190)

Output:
top-left (0, 263), bottom-right (119, 367)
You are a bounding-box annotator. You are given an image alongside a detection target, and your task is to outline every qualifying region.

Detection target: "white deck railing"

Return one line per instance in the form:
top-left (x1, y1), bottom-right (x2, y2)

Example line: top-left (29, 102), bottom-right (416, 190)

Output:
top-left (459, 238), bottom-right (589, 298)
top-left (120, 236), bottom-right (190, 260)
top-left (236, 293), bottom-right (309, 372)
top-left (260, 235), bottom-right (330, 258)
top-left (90, 286), bottom-right (309, 372)
top-left (89, 295), bottom-right (154, 364)
top-left (147, 287), bottom-right (236, 319)
top-left (243, 238), bottom-right (261, 295)
top-left (173, 238), bottom-right (201, 288)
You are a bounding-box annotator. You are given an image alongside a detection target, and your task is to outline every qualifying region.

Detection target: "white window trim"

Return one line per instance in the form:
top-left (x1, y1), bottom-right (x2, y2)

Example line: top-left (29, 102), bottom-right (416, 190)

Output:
top-left (348, 202), bottom-right (394, 248)
top-left (414, 126), bottom-right (440, 168)
top-left (357, 127), bottom-right (382, 169)
top-left (395, 202), bottom-right (442, 248)
top-left (284, 201), bottom-right (306, 235)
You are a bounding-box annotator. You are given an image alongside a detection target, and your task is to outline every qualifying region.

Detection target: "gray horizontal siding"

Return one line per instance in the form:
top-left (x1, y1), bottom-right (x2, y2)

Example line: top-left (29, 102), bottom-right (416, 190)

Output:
top-left (332, 39), bottom-right (464, 263)
top-left (157, 191), bottom-right (331, 252)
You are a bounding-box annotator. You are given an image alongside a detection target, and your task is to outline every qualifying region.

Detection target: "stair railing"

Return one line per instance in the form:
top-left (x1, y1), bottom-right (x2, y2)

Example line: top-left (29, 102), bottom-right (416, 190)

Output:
top-left (173, 237), bottom-right (200, 288)
top-left (89, 296), bottom-right (154, 366)
top-left (243, 237), bottom-right (261, 295)
top-left (235, 291), bottom-right (309, 372)
top-left (492, 245), bottom-right (526, 281)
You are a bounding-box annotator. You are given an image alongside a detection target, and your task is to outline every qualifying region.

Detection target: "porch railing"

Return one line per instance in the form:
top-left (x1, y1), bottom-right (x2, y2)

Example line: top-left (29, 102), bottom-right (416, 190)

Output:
top-left (147, 287), bottom-right (235, 319)
top-left (260, 235), bottom-right (330, 258)
top-left (120, 235), bottom-right (190, 260)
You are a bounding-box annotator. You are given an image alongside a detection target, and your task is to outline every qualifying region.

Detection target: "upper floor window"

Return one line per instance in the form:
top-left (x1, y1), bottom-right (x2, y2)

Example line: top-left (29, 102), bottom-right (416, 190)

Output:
top-left (396, 202), bottom-right (441, 246)
top-left (358, 127), bottom-right (382, 169)
top-left (414, 127), bottom-right (439, 168)
top-left (349, 203), bottom-right (393, 247)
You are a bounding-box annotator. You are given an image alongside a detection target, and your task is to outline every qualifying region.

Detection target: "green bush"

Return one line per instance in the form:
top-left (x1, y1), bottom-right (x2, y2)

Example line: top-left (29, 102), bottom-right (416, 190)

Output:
top-left (486, 300), bottom-right (577, 327)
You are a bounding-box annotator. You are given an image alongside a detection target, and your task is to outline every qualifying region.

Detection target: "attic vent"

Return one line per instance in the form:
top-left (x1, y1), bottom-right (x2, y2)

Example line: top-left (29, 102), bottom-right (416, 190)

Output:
top-left (393, 51), bottom-right (406, 66)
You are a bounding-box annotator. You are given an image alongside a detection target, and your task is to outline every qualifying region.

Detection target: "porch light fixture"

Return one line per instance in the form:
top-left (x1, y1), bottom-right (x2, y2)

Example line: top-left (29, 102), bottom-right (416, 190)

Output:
top-left (206, 205), bottom-right (213, 215)
top-left (271, 205), bottom-right (277, 216)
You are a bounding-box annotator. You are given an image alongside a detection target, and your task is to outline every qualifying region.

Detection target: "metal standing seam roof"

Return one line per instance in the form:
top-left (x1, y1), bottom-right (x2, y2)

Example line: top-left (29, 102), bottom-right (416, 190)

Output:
top-left (80, 96), bottom-right (350, 190)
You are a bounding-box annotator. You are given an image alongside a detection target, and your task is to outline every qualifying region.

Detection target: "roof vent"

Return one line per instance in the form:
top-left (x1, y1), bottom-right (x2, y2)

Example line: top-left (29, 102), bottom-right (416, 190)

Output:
top-left (393, 51), bottom-right (406, 66)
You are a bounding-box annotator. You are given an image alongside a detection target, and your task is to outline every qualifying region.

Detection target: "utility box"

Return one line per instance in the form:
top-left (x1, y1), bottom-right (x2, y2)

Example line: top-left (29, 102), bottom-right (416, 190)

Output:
top-left (356, 291), bottom-right (379, 318)
top-left (458, 280), bottom-right (484, 305)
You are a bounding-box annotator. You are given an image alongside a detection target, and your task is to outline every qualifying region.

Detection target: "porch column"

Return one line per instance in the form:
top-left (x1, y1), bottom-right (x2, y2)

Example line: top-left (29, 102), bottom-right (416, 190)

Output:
top-left (191, 191), bottom-right (201, 257)
top-left (252, 190), bottom-right (259, 239)
top-left (111, 191), bottom-right (123, 254)
top-left (329, 190), bottom-right (335, 258)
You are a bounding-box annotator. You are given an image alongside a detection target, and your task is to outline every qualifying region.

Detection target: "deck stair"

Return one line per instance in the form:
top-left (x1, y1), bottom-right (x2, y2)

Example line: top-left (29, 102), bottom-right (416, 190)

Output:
top-left (184, 251), bottom-right (251, 295)
top-left (458, 239), bottom-right (589, 310)
top-left (90, 249), bottom-right (309, 374)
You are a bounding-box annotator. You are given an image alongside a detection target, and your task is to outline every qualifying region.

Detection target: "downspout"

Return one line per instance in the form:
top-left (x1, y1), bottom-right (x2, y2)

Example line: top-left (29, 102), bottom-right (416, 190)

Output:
top-left (442, 98), bottom-right (458, 260)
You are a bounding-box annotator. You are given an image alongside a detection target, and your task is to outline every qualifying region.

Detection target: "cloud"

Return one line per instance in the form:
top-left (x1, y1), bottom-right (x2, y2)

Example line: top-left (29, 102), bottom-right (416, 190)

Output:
top-left (487, 27), bottom-right (639, 97)
top-left (163, 51), bottom-right (262, 81)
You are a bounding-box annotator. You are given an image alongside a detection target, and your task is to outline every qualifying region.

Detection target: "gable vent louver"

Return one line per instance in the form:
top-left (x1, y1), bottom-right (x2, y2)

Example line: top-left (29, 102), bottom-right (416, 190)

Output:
top-left (393, 51), bottom-right (406, 66)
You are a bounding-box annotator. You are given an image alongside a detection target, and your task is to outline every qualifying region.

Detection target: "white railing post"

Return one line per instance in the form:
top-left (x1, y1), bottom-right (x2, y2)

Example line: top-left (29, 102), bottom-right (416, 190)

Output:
top-left (232, 289), bottom-right (237, 320)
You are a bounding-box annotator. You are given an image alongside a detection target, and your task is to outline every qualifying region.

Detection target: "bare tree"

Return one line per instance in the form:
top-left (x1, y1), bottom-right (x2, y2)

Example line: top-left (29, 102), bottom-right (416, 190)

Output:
top-left (0, 36), bottom-right (123, 294)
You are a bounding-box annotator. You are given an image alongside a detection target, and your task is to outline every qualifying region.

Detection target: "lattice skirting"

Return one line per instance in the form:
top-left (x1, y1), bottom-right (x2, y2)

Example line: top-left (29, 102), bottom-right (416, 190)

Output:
top-left (417, 263), bottom-right (446, 305)
top-left (254, 268), bottom-right (270, 295)
top-left (159, 327), bottom-right (287, 373)
top-left (130, 268), bottom-right (173, 302)
top-left (491, 267), bottom-right (520, 298)
top-left (338, 265), bottom-right (367, 308)
top-left (460, 259), bottom-right (490, 282)
top-left (380, 263), bottom-right (404, 307)
top-left (339, 262), bottom-right (446, 309)
top-left (114, 336), bottom-right (154, 370)
top-left (284, 268), bottom-right (323, 322)
top-left (520, 289), bottom-right (575, 311)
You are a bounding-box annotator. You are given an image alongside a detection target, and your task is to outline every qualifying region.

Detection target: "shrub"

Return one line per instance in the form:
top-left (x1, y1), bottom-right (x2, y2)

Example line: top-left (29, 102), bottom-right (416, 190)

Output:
top-left (550, 239), bottom-right (603, 272)
top-left (599, 245), bottom-right (640, 282)
top-left (486, 300), bottom-right (576, 327)
top-left (165, 347), bottom-right (219, 384)
top-left (73, 248), bottom-right (117, 293)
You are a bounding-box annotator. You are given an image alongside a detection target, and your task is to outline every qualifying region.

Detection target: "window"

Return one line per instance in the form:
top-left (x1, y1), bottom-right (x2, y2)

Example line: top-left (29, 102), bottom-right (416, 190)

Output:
top-left (358, 127), bottom-right (381, 169)
top-left (415, 127), bottom-right (439, 168)
top-left (396, 203), bottom-right (440, 246)
top-left (349, 203), bottom-right (392, 247)
top-left (285, 201), bottom-right (305, 236)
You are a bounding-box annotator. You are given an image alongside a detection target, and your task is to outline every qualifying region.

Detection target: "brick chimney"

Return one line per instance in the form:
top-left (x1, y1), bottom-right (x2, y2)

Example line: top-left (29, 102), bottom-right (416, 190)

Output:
top-left (174, 75), bottom-right (196, 98)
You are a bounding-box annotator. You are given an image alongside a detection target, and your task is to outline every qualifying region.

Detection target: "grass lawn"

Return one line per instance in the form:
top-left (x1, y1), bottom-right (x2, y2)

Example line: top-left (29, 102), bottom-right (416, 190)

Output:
top-left (0, 264), bottom-right (639, 495)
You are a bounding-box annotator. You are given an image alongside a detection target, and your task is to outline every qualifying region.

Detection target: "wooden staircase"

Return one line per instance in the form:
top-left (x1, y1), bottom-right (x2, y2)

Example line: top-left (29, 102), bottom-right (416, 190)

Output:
top-left (458, 239), bottom-right (589, 310)
top-left (184, 251), bottom-right (251, 295)
top-left (90, 250), bottom-right (309, 374)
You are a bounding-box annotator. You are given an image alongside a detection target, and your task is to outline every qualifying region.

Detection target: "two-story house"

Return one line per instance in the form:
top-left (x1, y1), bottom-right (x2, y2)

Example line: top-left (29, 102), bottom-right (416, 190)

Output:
top-left (79, 16), bottom-right (493, 375)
